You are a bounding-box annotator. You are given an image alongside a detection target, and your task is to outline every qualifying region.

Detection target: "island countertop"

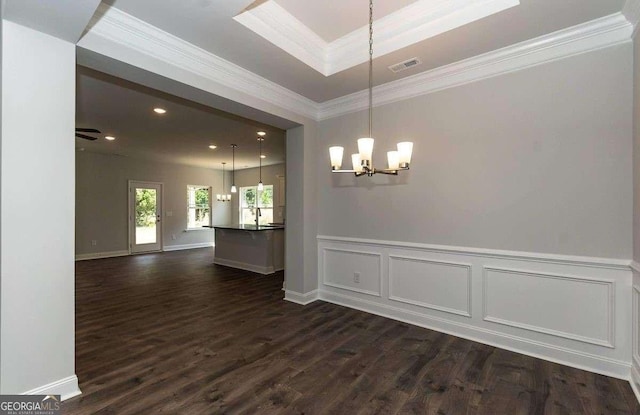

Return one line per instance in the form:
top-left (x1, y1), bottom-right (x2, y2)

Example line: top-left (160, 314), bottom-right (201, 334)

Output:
top-left (212, 224), bottom-right (285, 231)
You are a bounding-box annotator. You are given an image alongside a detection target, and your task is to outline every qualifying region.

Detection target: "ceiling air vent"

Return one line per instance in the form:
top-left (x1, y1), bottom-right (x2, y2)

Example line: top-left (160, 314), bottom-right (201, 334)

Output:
top-left (388, 57), bottom-right (422, 74)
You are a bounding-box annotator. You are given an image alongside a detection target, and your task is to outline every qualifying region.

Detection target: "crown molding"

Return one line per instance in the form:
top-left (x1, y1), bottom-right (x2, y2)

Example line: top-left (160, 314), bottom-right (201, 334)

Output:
top-left (235, 0), bottom-right (519, 76)
top-left (318, 12), bottom-right (633, 121)
top-left (83, 5), bottom-right (634, 124)
top-left (82, 3), bottom-right (319, 121)
top-left (624, 0), bottom-right (640, 36)
top-left (233, 1), bottom-right (328, 75)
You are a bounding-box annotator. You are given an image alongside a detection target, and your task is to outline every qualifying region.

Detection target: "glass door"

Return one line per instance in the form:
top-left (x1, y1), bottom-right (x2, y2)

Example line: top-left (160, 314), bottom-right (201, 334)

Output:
top-left (129, 181), bottom-right (163, 253)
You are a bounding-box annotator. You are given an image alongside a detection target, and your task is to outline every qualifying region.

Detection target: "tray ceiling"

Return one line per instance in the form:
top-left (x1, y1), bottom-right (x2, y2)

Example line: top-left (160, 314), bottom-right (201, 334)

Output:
top-left (98, 0), bottom-right (627, 102)
top-left (235, 0), bottom-right (520, 76)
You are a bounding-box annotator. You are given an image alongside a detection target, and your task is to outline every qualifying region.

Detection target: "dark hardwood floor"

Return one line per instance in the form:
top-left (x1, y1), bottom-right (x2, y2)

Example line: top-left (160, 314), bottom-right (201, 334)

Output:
top-left (64, 248), bottom-right (640, 414)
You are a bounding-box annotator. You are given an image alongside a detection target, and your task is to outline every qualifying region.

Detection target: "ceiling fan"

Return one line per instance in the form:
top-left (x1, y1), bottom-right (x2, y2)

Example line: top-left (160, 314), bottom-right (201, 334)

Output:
top-left (75, 128), bottom-right (101, 141)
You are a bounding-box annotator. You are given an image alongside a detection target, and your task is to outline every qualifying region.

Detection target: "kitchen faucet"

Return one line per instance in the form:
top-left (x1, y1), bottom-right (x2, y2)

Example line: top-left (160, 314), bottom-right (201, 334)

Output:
top-left (255, 207), bottom-right (261, 227)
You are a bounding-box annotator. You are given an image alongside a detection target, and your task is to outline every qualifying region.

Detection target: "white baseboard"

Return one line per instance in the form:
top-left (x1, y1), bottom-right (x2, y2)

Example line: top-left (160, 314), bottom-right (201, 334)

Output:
top-left (631, 363), bottom-right (640, 406)
top-left (22, 375), bottom-right (81, 401)
top-left (320, 289), bottom-right (630, 380)
top-left (213, 257), bottom-right (274, 275)
top-left (75, 250), bottom-right (129, 261)
top-left (284, 289), bottom-right (319, 305)
top-left (163, 242), bottom-right (214, 252)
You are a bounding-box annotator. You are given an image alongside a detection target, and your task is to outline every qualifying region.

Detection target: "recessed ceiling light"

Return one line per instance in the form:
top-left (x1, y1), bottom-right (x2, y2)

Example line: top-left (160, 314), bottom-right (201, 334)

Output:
top-left (154, 108), bottom-right (167, 114)
top-left (105, 136), bottom-right (116, 141)
top-left (260, 154), bottom-right (266, 159)
top-left (257, 131), bottom-right (266, 136)
top-left (209, 145), bottom-right (217, 149)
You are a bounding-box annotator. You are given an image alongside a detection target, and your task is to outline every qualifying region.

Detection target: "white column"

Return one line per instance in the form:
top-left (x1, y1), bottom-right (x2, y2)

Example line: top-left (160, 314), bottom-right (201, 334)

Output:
top-left (1, 21), bottom-right (78, 398)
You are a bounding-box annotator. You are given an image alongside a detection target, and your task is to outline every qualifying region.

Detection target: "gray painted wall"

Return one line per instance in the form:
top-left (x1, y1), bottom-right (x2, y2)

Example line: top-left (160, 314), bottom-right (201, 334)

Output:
top-left (286, 124), bottom-right (318, 294)
top-left (1, 21), bottom-right (76, 393)
top-left (0, 12), bottom-right (3, 393)
top-left (76, 151), bottom-right (232, 255)
top-left (634, 31), bottom-right (640, 263)
top-left (230, 163), bottom-right (286, 225)
top-left (318, 44), bottom-right (633, 259)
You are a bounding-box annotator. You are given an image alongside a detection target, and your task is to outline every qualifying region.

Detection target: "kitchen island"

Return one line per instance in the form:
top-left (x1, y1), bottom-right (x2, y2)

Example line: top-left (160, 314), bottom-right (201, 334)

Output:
top-left (213, 225), bottom-right (284, 275)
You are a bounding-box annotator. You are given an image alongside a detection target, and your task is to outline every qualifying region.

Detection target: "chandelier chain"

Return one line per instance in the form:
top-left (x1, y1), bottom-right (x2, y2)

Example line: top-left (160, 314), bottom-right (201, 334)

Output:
top-left (369, 0), bottom-right (373, 138)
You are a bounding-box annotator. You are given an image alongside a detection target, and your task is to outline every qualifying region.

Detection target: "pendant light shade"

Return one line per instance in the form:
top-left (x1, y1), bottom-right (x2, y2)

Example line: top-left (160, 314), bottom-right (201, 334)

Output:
top-left (216, 162), bottom-right (231, 202)
top-left (230, 144), bottom-right (237, 193)
top-left (257, 135), bottom-right (264, 191)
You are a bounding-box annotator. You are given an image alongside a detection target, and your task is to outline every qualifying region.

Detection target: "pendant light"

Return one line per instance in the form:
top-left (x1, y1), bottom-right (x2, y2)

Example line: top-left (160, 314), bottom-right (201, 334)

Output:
top-left (257, 134), bottom-right (264, 191)
top-left (230, 144), bottom-right (237, 193)
top-left (328, 0), bottom-right (413, 177)
top-left (216, 162), bottom-right (231, 202)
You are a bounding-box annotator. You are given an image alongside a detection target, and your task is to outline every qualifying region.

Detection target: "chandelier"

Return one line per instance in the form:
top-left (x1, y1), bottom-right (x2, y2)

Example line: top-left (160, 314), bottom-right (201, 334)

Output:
top-left (329, 0), bottom-right (413, 177)
top-left (216, 162), bottom-right (231, 202)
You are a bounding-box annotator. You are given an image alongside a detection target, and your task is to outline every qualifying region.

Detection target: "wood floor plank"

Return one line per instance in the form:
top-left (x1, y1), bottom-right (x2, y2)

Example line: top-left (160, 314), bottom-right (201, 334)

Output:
top-left (63, 248), bottom-right (640, 415)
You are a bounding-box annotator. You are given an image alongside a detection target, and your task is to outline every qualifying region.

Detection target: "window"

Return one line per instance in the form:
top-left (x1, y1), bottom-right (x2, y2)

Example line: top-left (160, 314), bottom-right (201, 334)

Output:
top-left (187, 185), bottom-right (211, 229)
top-left (239, 185), bottom-right (273, 226)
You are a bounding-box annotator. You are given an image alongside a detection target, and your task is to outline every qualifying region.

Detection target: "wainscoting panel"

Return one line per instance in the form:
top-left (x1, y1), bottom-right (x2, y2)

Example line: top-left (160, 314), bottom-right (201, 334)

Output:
top-left (389, 255), bottom-right (471, 317)
top-left (483, 267), bottom-right (614, 348)
top-left (631, 263), bottom-right (640, 402)
top-left (322, 248), bottom-right (382, 297)
top-left (317, 235), bottom-right (633, 380)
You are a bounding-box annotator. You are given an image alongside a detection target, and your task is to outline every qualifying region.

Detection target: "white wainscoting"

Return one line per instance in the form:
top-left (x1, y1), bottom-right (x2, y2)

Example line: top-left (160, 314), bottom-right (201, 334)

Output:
top-left (322, 248), bottom-right (382, 297)
top-left (483, 267), bottom-right (614, 348)
top-left (317, 235), bottom-right (633, 380)
top-left (631, 262), bottom-right (640, 402)
top-left (389, 255), bottom-right (471, 317)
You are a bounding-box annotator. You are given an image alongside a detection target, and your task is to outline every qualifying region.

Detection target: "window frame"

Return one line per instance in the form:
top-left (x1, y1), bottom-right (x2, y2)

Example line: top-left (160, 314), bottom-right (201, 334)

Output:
top-left (186, 185), bottom-right (212, 230)
top-left (239, 185), bottom-right (274, 226)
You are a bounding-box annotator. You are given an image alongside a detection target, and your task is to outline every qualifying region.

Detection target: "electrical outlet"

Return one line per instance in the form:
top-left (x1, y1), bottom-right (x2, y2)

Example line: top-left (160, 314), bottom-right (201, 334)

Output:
top-left (91, 240), bottom-right (97, 246)
top-left (353, 272), bottom-right (361, 283)
top-left (166, 211), bottom-right (173, 217)
top-left (171, 234), bottom-right (176, 240)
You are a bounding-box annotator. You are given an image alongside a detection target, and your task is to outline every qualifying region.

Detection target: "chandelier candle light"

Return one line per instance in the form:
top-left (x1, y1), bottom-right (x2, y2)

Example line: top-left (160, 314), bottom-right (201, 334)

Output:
top-left (216, 162), bottom-right (231, 202)
top-left (328, 0), bottom-right (413, 177)
top-left (230, 144), bottom-right (237, 193)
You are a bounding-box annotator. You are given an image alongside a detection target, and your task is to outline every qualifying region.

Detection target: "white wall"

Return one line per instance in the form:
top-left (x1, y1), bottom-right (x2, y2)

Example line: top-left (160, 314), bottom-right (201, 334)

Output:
top-left (1, 21), bottom-right (77, 396)
top-left (230, 163), bottom-right (285, 225)
top-left (76, 151), bottom-right (232, 256)
top-left (318, 44), bottom-right (633, 260)
top-left (631, 26), bottom-right (640, 400)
